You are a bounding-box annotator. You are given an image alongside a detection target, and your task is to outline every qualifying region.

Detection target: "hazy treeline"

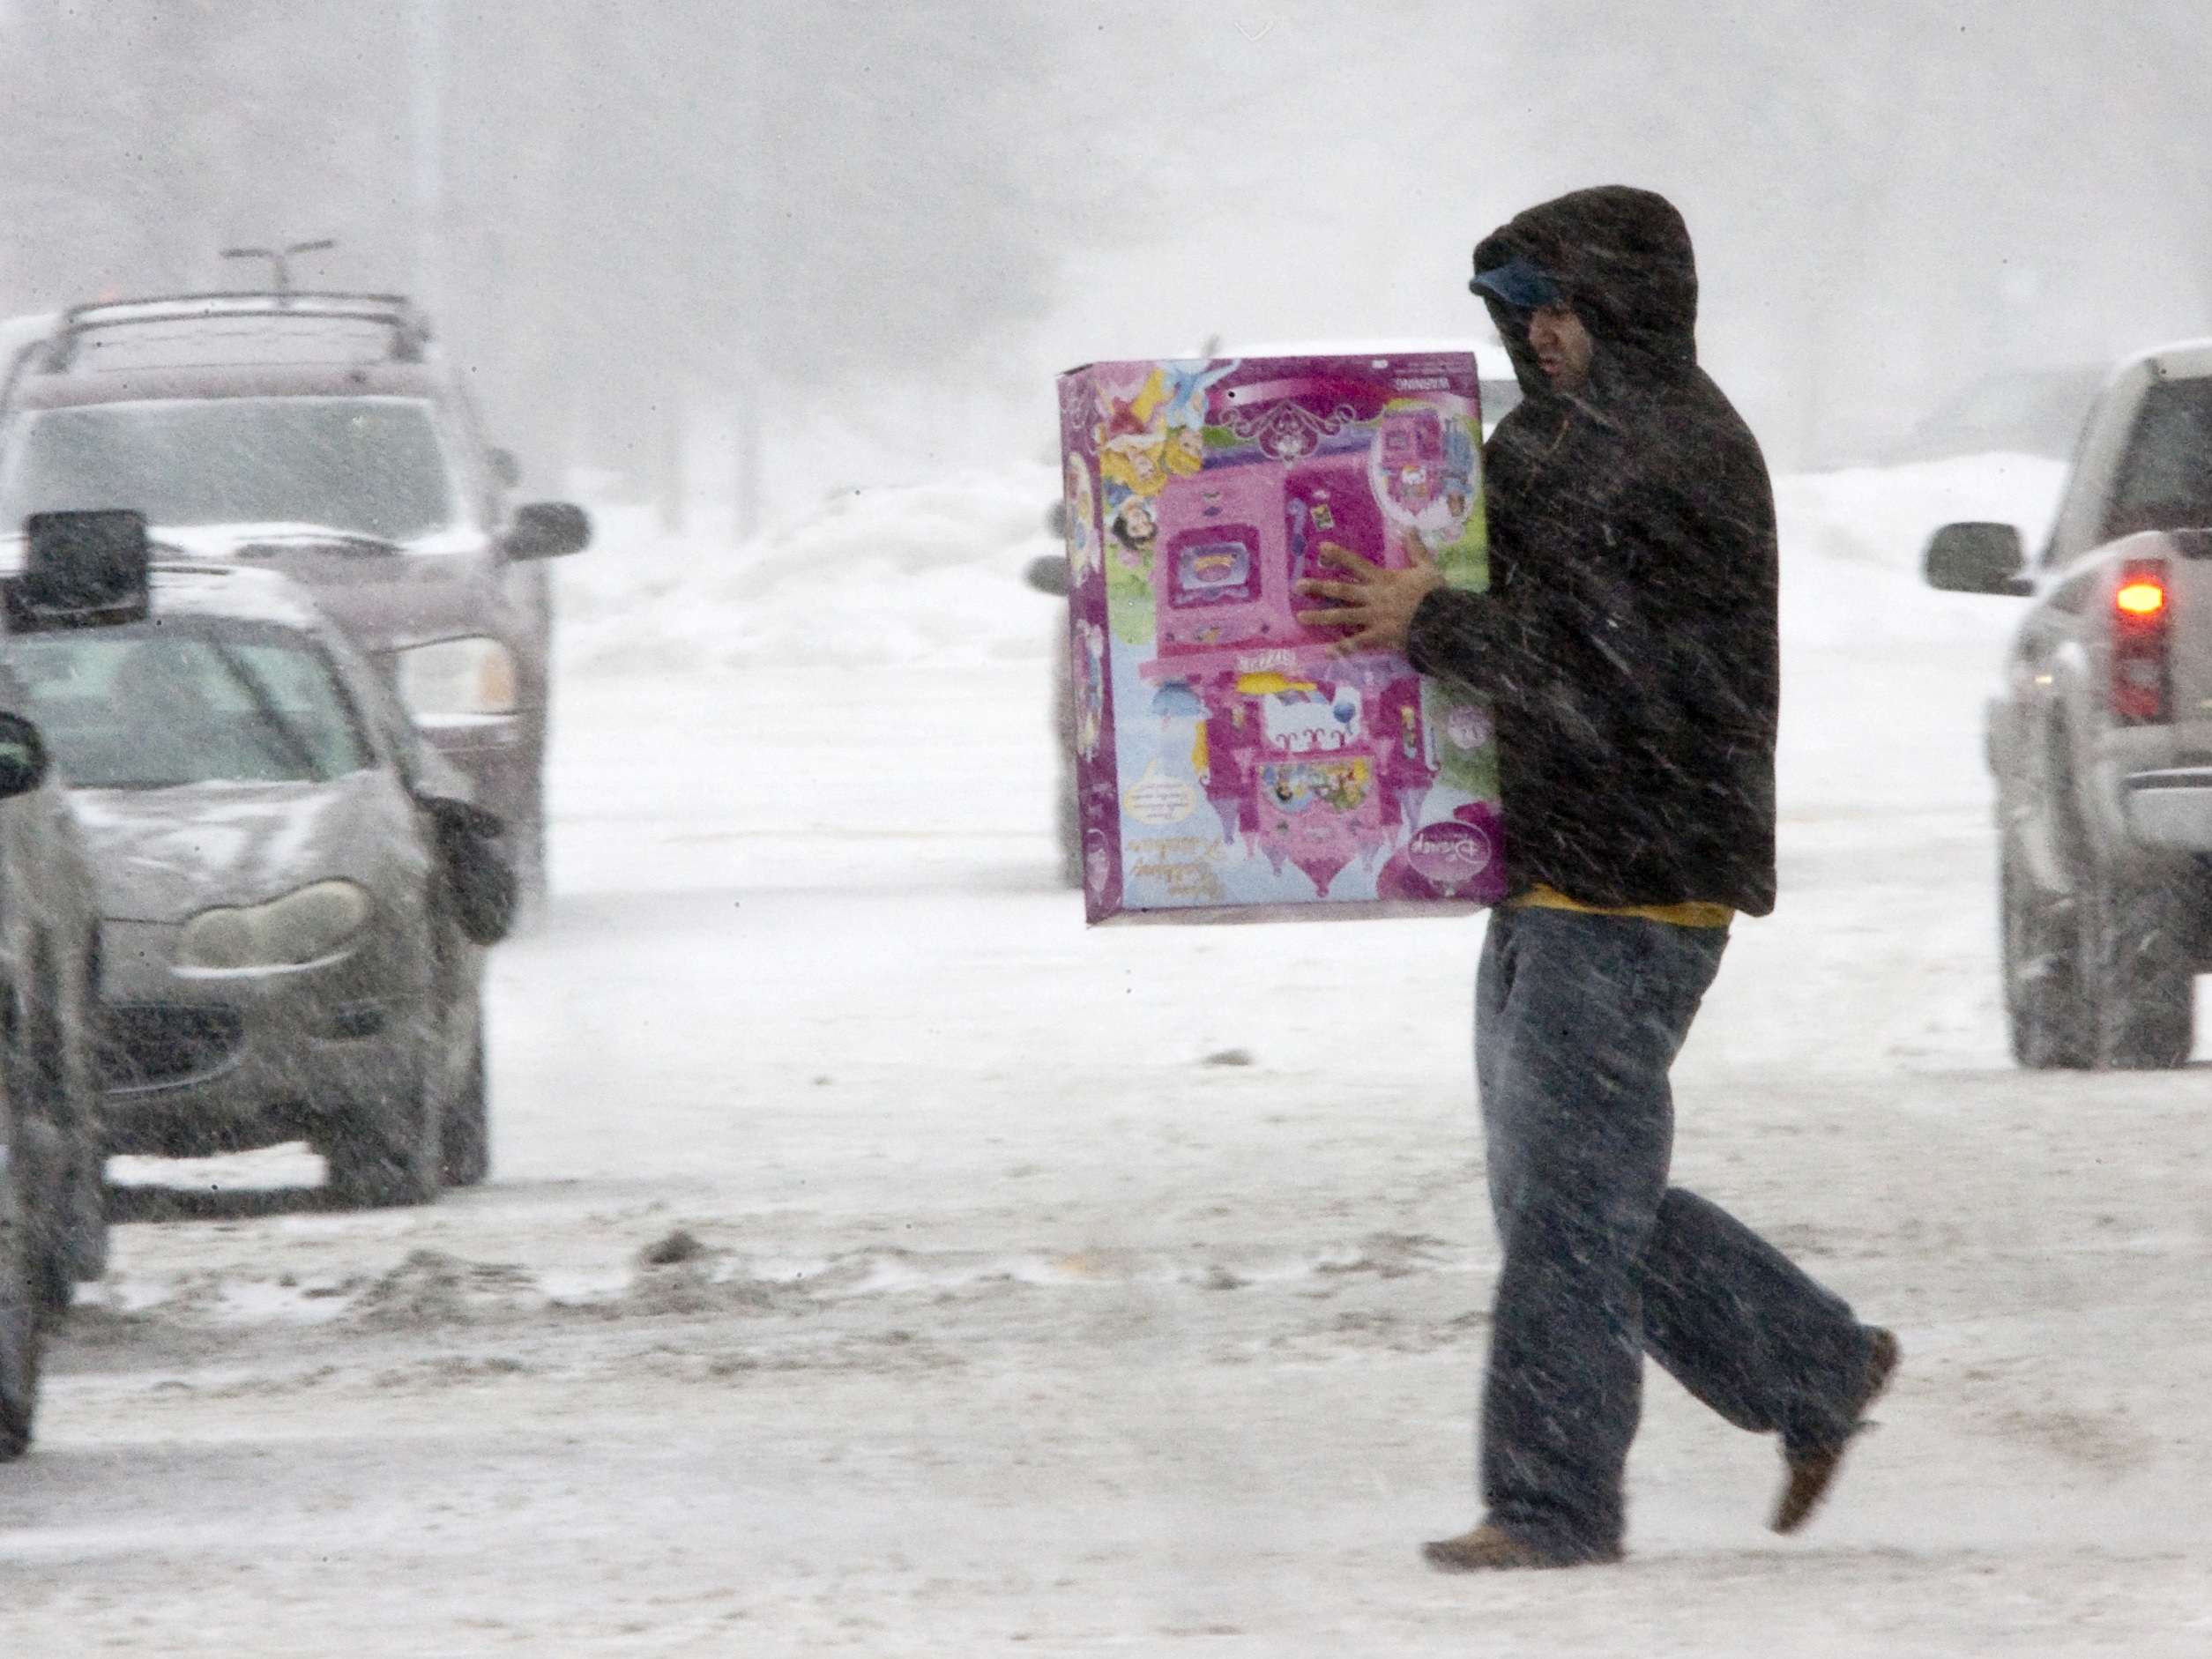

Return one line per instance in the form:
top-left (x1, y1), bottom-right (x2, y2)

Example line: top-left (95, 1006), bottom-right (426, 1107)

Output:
top-left (0, 0), bottom-right (1084, 513)
top-left (0, 1), bottom-right (2203, 513)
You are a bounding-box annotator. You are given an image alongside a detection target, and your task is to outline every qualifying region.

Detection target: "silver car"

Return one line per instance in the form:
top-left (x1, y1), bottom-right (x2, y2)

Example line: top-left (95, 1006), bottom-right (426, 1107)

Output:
top-left (4, 558), bottom-right (503, 1207)
top-left (0, 294), bottom-right (592, 911)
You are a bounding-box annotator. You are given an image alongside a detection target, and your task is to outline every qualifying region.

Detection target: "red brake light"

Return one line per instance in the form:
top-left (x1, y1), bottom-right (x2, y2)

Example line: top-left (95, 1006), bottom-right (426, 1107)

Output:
top-left (2112, 558), bottom-right (2171, 724)
top-left (2117, 579), bottom-right (2165, 615)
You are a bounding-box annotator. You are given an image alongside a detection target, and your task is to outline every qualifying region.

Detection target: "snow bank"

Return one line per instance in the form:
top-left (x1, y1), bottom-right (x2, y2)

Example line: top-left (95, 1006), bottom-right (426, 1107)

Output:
top-left (1776, 452), bottom-right (2065, 652)
top-left (554, 450), bottom-right (2067, 678)
top-left (555, 462), bottom-right (1061, 675)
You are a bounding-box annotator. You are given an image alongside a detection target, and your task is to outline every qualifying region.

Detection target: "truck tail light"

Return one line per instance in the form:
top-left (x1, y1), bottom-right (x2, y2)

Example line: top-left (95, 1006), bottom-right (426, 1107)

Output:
top-left (2112, 558), bottom-right (2171, 725)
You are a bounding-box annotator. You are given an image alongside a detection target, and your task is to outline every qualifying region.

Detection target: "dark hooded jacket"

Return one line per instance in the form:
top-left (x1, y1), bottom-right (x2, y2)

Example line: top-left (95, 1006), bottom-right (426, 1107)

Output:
top-left (1406, 186), bottom-right (1778, 915)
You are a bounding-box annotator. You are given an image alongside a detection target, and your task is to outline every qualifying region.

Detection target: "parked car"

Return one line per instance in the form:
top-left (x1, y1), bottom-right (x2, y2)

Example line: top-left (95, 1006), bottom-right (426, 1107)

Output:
top-left (1924, 340), bottom-right (2212, 1068)
top-left (0, 293), bottom-right (590, 913)
top-left (1, 511), bottom-right (510, 1207)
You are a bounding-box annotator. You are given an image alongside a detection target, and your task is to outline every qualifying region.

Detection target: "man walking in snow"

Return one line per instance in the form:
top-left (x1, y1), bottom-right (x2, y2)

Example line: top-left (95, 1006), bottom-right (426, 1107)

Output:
top-left (1295, 185), bottom-right (1896, 1569)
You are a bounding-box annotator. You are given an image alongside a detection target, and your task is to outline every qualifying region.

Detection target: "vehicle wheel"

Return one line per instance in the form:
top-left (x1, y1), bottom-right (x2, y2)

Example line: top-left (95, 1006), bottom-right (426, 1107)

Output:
top-left (440, 1029), bottom-right (489, 1188)
top-left (0, 1159), bottom-right (43, 1459)
top-left (2080, 854), bottom-right (2195, 1069)
top-left (11, 992), bottom-right (78, 1321)
top-left (58, 963), bottom-right (108, 1289)
top-left (28, 1228), bottom-right (70, 1322)
top-left (2001, 836), bottom-right (2090, 1068)
top-left (59, 1119), bottom-right (108, 1290)
top-left (13, 1113), bottom-right (71, 1324)
top-left (322, 1074), bottom-right (441, 1209)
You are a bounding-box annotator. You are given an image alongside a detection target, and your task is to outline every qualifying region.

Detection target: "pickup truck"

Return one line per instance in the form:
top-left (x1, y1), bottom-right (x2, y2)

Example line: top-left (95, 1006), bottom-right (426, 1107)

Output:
top-left (1926, 338), bottom-right (2212, 1069)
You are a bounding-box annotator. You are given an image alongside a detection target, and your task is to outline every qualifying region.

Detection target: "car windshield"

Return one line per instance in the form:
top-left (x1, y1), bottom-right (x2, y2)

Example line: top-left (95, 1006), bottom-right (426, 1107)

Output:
top-left (4, 621), bottom-right (369, 788)
top-left (0, 397), bottom-right (459, 540)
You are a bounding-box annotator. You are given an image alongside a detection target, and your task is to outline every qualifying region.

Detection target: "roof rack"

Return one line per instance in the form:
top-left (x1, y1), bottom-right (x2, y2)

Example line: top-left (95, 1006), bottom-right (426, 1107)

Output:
top-left (41, 292), bottom-right (433, 370)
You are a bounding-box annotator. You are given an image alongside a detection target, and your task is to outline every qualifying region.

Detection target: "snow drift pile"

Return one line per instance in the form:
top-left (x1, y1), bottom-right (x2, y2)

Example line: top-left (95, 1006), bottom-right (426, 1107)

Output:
top-left (553, 465), bottom-right (1061, 676)
top-left (554, 450), bottom-right (2069, 682)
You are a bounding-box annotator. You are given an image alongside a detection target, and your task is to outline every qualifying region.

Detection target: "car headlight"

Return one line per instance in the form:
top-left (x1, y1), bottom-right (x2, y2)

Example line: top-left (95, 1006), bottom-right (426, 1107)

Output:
top-left (397, 636), bottom-right (518, 718)
top-left (177, 881), bottom-right (372, 971)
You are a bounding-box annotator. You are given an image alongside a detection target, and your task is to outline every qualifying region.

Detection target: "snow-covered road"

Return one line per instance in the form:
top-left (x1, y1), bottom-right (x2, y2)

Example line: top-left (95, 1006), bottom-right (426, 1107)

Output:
top-left (5, 458), bottom-right (2210, 1655)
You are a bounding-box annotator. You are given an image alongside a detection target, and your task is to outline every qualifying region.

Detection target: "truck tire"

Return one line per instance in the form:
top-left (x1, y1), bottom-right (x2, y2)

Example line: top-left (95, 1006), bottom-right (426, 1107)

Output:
top-left (2080, 855), bottom-right (2195, 1069)
top-left (0, 1157), bottom-right (42, 1458)
top-left (440, 1030), bottom-right (489, 1188)
top-left (11, 987), bottom-right (79, 1320)
top-left (322, 1074), bottom-right (442, 1209)
top-left (63, 943), bottom-right (108, 1287)
top-left (2002, 837), bottom-right (2090, 1068)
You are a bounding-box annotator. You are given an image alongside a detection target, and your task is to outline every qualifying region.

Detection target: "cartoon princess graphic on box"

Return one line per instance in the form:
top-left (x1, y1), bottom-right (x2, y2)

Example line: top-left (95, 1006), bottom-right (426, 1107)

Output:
top-left (1095, 364), bottom-right (1218, 499)
top-left (1063, 455), bottom-right (1101, 583)
top-left (1108, 495), bottom-right (1155, 570)
top-left (1073, 620), bottom-right (1107, 761)
top-left (1102, 494), bottom-right (1158, 645)
top-left (1100, 428), bottom-right (1167, 496)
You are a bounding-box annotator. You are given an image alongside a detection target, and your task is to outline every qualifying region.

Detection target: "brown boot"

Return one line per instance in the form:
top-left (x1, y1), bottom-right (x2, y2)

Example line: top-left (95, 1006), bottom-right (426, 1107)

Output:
top-left (1422, 1524), bottom-right (1621, 1571)
top-left (1771, 1326), bottom-right (1900, 1535)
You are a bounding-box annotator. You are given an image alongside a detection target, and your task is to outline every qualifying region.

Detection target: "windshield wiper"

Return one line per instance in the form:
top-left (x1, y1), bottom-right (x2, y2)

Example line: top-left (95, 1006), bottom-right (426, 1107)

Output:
top-left (204, 643), bottom-right (327, 781)
top-left (233, 529), bottom-right (403, 557)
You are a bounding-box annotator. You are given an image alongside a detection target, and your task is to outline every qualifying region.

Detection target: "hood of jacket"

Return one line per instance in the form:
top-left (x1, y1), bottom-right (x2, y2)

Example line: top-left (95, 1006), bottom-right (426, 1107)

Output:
top-left (1472, 186), bottom-right (1699, 401)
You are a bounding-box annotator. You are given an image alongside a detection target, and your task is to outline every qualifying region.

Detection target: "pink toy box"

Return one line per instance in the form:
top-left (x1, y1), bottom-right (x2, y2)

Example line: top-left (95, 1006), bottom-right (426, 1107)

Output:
top-left (1056, 352), bottom-right (1504, 924)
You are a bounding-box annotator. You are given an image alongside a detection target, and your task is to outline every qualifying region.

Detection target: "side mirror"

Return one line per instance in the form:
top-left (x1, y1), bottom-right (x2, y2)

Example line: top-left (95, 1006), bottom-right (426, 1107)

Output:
top-left (1924, 522), bottom-right (2031, 595)
top-left (0, 712), bottom-right (47, 800)
top-left (418, 795), bottom-right (516, 945)
top-left (416, 794), bottom-right (503, 840)
top-left (1024, 553), bottom-right (1071, 598)
top-left (6, 510), bottom-right (152, 630)
top-left (488, 448), bottom-right (522, 490)
top-left (504, 501), bottom-right (591, 561)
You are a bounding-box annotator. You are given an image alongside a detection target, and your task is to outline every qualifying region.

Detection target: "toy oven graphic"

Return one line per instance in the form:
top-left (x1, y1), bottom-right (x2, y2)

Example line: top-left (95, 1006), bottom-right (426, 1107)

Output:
top-left (1154, 466), bottom-right (1285, 658)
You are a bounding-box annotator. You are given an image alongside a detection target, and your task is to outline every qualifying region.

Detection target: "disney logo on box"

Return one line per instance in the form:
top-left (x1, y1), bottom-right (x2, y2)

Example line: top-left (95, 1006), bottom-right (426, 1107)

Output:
top-left (1408, 819), bottom-right (1495, 886)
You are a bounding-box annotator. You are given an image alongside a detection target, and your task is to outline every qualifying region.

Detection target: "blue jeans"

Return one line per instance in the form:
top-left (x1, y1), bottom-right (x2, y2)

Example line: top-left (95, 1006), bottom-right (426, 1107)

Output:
top-left (1474, 905), bottom-right (1881, 1559)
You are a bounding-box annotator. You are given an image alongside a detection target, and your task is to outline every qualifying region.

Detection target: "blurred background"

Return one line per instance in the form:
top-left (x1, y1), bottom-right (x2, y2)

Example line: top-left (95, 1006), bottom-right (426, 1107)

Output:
top-left (0, 0), bottom-right (2204, 530)
top-left (6, 16), bottom-right (2206, 1642)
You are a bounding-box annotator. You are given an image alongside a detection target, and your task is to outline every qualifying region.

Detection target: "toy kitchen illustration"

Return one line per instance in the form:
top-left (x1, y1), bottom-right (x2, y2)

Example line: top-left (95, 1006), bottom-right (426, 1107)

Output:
top-left (1056, 352), bottom-right (1507, 923)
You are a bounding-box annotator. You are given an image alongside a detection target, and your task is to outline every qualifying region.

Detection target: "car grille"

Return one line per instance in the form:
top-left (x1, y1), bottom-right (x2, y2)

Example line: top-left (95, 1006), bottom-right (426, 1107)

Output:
top-left (103, 1006), bottom-right (244, 1091)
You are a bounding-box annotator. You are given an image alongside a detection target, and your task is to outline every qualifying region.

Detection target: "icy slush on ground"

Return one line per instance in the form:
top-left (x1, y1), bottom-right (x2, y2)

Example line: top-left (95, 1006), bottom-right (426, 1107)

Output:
top-left (8, 455), bottom-right (2211, 1655)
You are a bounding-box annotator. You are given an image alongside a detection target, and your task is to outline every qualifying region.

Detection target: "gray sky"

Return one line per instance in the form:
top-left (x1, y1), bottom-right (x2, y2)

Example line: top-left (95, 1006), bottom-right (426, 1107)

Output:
top-left (0, 1), bottom-right (2203, 495)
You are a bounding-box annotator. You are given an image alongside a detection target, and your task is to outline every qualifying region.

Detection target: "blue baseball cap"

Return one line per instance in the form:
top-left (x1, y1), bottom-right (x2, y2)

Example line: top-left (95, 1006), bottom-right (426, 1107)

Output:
top-left (1469, 256), bottom-right (1560, 309)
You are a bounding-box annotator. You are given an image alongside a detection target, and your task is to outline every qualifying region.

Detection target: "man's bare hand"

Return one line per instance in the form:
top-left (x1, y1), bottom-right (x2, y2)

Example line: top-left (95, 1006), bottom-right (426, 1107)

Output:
top-left (1293, 532), bottom-right (1446, 658)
